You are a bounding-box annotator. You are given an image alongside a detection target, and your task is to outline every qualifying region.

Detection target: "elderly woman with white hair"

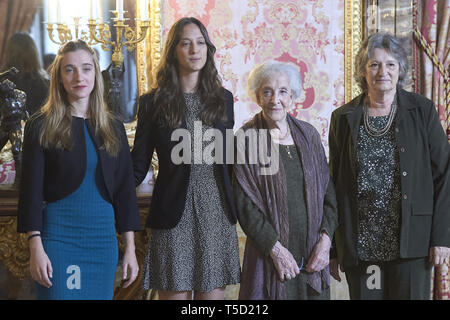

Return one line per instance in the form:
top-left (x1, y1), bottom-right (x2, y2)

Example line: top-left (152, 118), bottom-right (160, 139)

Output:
top-left (233, 60), bottom-right (338, 300)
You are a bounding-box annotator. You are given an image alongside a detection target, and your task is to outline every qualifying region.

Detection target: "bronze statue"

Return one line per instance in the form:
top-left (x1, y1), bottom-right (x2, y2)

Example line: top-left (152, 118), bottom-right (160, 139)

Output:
top-left (102, 63), bottom-right (126, 121)
top-left (0, 76), bottom-right (28, 186)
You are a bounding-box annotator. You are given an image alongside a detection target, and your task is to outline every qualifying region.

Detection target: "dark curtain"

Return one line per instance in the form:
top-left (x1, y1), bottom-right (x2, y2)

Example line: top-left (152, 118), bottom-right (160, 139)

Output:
top-left (412, 0), bottom-right (450, 300)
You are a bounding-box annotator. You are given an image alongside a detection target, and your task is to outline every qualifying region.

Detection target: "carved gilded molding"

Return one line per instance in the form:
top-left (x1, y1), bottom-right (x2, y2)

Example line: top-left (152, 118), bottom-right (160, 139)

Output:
top-left (132, 1), bottom-right (162, 178)
top-left (345, 0), bottom-right (363, 103)
top-left (0, 217), bottom-right (30, 279)
top-left (136, 0), bottom-right (162, 96)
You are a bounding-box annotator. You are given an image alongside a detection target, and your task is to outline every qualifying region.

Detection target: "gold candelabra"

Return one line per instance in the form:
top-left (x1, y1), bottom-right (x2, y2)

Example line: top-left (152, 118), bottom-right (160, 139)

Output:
top-left (89, 11), bottom-right (150, 67)
top-left (46, 17), bottom-right (100, 47)
top-left (46, 7), bottom-right (150, 67)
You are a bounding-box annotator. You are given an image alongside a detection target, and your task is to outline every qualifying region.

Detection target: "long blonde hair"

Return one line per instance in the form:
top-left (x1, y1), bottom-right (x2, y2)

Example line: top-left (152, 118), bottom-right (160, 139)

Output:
top-left (39, 40), bottom-right (119, 156)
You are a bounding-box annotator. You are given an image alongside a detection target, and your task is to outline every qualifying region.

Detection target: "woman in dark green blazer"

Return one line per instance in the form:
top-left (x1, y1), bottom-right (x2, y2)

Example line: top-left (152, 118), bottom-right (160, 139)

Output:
top-left (328, 32), bottom-right (449, 300)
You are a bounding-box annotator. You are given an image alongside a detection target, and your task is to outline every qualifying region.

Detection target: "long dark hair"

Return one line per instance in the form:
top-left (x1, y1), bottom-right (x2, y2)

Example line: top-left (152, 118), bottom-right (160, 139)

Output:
top-left (152, 17), bottom-right (225, 128)
top-left (1, 32), bottom-right (48, 79)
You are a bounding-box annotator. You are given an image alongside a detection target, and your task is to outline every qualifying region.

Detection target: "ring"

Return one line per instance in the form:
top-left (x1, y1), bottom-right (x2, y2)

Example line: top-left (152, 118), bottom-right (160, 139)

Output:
top-left (285, 274), bottom-right (292, 280)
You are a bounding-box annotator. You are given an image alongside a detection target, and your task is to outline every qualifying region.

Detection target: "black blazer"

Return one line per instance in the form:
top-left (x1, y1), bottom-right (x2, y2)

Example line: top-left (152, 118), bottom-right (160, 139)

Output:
top-left (132, 88), bottom-right (237, 229)
top-left (329, 88), bottom-right (450, 267)
top-left (17, 114), bottom-right (142, 234)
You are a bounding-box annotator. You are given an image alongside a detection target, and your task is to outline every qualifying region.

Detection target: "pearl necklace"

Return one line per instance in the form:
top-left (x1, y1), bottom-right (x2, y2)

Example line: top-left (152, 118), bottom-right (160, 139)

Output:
top-left (270, 126), bottom-right (293, 158)
top-left (273, 129), bottom-right (293, 159)
top-left (270, 127), bottom-right (291, 142)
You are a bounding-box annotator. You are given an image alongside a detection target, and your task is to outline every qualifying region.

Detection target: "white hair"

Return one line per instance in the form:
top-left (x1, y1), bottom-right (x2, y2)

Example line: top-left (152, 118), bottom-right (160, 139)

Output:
top-left (246, 60), bottom-right (302, 104)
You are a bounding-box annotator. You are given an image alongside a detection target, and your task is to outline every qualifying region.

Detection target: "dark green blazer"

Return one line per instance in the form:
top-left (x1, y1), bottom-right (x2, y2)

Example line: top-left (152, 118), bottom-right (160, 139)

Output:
top-left (329, 88), bottom-right (450, 267)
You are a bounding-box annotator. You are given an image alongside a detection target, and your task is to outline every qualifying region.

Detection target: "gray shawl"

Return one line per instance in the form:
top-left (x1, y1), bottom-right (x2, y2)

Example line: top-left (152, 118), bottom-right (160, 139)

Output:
top-left (235, 112), bottom-right (331, 299)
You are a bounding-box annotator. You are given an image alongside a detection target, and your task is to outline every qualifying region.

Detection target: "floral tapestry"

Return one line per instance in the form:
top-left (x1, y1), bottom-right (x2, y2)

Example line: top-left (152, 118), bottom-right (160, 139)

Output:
top-left (0, 144), bottom-right (15, 185)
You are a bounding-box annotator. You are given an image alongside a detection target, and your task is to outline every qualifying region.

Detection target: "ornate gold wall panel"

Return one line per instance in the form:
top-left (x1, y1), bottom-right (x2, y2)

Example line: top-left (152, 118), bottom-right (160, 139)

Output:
top-left (345, 0), bottom-right (363, 103)
top-left (136, 0), bottom-right (162, 96)
top-left (0, 217), bottom-right (30, 280)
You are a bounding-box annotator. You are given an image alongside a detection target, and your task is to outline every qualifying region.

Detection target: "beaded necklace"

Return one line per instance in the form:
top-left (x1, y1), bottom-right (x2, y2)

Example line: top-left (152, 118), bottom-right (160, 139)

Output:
top-left (363, 93), bottom-right (397, 137)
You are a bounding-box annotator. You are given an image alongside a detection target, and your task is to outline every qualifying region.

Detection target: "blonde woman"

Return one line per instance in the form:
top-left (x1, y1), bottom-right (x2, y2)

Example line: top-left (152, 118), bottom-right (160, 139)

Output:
top-left (17, 40), bottom-right (141, 300)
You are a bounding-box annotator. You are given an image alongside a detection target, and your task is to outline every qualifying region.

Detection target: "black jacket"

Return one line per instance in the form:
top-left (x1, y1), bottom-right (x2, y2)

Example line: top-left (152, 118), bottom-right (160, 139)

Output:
top-left (17, 114), bottom-right (141, 234)
top-left (132, 88), bottom-right (237, 229)
top-left (329, 88), bottom-right (450, 267)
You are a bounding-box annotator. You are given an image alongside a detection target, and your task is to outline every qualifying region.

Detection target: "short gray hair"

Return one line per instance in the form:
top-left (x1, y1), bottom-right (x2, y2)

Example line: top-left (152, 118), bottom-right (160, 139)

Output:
top-left (246, 60), bottom-right (302, 104)
top-left (354, 32), bottom-right (409, 92)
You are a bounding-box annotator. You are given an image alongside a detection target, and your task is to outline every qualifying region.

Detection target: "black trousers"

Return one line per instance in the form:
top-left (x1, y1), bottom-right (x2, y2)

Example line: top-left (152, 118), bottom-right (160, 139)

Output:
top-left (344, 258), bottom-right (431, 300)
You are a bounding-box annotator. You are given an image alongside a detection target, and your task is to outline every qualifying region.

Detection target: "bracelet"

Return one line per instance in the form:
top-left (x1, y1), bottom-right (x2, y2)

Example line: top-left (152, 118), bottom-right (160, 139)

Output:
top-left (27, 233), bottom-right (41, 241)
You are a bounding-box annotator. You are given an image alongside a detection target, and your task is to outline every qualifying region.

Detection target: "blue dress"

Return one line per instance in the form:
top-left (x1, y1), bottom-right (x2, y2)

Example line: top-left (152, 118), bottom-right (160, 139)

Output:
top-left (36, 122), bottom-right (118, 300)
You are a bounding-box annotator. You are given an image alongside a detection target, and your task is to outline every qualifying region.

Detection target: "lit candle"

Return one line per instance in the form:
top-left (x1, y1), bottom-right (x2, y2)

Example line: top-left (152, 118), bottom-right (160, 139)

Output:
top-left (56, 0), bottom-right (61, 23)
top-left (48, 0), bottom-right (54, 22)
top-left (97, 0), bottom-right (103, 23)
top-left (116, 0), bottom-right (123, 20)
top-left (141, 0), bottom-right (148, 20)
top-left (89, 0), bottom-right (94, 20)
